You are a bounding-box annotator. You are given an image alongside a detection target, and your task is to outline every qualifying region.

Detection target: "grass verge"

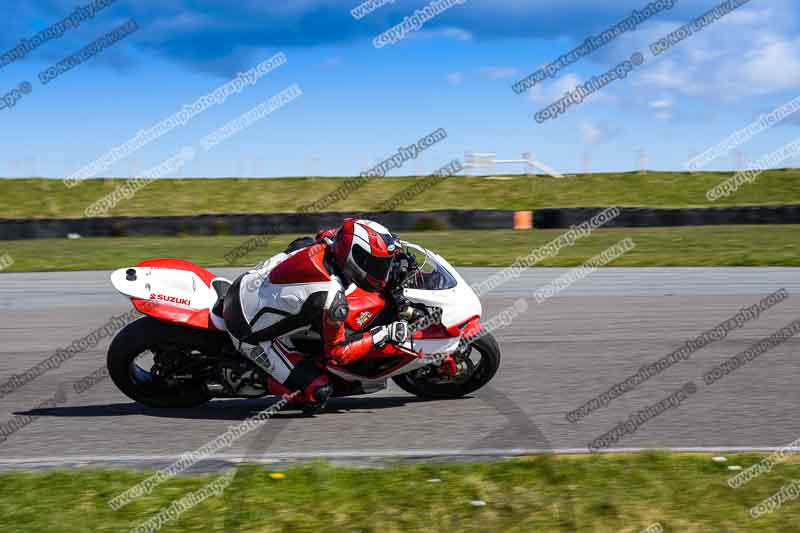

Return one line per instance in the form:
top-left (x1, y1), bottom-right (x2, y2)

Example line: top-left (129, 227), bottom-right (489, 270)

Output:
top-left (0, 453), bottom-right (798, 532)
top-left (2, 170), bottom-right (800, 219)
top-left (0, 225), bottom-right (797, 273)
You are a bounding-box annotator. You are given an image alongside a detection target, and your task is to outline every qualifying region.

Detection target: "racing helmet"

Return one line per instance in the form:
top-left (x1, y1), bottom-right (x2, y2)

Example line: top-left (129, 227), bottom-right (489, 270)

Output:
top-left (332, 218), bottom-right (396, 292)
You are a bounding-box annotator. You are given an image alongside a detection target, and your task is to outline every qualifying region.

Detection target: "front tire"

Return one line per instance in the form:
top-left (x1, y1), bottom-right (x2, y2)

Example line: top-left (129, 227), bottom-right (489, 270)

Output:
top-left (108, 317), bottom-right (222, 408)
top-left (392, 333), bottom-right (501, 399)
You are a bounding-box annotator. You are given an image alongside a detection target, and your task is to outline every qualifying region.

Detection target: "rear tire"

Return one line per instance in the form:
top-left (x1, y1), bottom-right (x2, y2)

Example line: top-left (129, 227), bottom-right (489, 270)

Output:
top-left (392, 333), bottom-right (501, 399)
top-left (108, 317), bottom-right (222, 408)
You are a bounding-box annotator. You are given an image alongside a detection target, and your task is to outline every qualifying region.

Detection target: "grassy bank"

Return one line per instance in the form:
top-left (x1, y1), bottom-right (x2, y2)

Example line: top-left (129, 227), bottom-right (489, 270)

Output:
top-left (0, 225), bottom-right (797, 273)
top-left (0, 453), bottom-right (797, 532)
top-left (2, 170), bottom-right (799, 219)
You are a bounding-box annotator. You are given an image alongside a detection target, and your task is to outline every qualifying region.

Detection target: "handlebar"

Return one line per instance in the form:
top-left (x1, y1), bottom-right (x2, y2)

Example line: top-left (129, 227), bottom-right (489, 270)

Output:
top-left (386, 246), bottom-right (443, 331)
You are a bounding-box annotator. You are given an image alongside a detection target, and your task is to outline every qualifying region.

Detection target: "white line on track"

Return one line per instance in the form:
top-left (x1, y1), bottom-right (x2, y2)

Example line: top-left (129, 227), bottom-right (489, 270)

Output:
top-left (0, 446), bottom-right (791, 467)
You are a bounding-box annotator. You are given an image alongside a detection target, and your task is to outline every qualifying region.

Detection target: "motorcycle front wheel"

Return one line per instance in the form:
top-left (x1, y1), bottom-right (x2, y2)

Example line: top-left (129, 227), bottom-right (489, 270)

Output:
top-left (392, 332), bottom-right (501, 399)
top-left (107, 317), bottom-right (223, 408)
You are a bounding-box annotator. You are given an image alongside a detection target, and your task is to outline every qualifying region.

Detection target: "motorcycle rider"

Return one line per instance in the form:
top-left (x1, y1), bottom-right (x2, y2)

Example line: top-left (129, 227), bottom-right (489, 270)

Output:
top-left (213, 218), bottom-right (411, 411)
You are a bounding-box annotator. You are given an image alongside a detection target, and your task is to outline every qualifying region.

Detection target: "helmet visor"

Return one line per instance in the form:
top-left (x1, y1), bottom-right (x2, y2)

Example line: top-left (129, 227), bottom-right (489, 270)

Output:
top-left (352, 245), bottom-right (392, 289)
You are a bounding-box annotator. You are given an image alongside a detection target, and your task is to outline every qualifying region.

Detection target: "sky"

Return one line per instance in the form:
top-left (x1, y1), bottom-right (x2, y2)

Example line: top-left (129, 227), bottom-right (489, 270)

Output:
top-left (1, 0), bottom-right (799, 178)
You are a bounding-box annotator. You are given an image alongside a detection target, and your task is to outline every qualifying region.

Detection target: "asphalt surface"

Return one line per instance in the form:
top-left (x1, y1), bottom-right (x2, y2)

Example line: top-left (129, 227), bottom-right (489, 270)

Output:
top-left (0, 267), bottom-right (798, 469)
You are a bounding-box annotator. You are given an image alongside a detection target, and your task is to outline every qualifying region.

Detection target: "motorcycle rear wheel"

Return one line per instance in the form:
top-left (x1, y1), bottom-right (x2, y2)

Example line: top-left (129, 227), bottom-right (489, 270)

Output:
top-left (108, 317), bottom-right (222, 408)
top-left (392, 333), bottom-right (501, 399)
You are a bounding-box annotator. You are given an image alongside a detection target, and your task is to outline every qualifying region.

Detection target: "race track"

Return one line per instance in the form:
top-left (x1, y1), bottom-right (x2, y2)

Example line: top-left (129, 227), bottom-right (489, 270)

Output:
top-left (0, 267), bottom-right (799, 470)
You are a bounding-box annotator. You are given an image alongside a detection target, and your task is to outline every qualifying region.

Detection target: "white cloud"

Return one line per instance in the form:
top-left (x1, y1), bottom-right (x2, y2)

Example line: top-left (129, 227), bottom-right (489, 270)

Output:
top-left (639, 58), bottom-right (691, 92)
top-left (440, 27), bottom-right (473, 41)
top-left (578, 121), bottom-right (620, 145)
top-left (479, 66), bottom-right (519, 80)
top-left (528, 71), bottom-right (616, 109)
top-left (725, 8), bottom-right (775, 26)
top-left (529, 73), bottom-right (581, 105)
top-left (579, 121), bottom-right (603, 144)
top-left (411, 27), bottom-right (473, 44)
top-left (648, 95), bottom-right (675, 120)
top-left (629, 7), bottom-right (800, 99)
top-left (147, 12), bottom-right (214, 33)
top-left (649, 100), bottom-right (670, 109)
top-left (738, 37), bottom-right (800, 93)
top-left (650, 96), bottom-right (674, 110)
top-left (447, 72), bottom-right (464, 85)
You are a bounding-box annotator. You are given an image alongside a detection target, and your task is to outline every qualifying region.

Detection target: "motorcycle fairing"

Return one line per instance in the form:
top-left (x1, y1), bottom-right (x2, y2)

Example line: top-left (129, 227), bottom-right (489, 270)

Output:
top-left (398, 242), bottom-right (482, 333)
top-left (326, 342), bottom-right (426, 381)
top-left (110, 258), bottom-right (227, 330)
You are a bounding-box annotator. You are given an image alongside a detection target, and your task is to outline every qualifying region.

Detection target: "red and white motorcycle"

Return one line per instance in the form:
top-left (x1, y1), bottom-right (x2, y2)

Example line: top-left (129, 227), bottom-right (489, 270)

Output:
top-left (106, 239), bottom-right (500, 409)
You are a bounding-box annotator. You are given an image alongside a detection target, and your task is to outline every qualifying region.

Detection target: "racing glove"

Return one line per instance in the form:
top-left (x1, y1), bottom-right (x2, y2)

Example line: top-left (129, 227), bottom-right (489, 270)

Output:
top-left (371, 321), bottom-right (410, 347)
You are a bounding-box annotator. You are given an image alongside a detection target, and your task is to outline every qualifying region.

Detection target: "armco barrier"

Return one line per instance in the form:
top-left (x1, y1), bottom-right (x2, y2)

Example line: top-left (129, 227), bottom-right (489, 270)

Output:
top-left (0, 206), bottom-right (797, 241)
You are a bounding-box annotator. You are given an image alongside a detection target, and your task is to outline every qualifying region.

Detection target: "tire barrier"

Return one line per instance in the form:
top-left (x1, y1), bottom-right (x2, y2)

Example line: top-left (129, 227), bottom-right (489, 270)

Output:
top-left (532, 205), bottom-right (800, 229)
top-left (0, 205), bottom-right (797, 241)
top-left (0, 210), bottom-right (513, 241)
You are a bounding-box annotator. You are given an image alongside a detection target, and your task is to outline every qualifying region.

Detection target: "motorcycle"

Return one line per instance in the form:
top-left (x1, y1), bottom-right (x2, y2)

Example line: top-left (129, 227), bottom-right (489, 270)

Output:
top-left (106, 238), bottom-right (501, 409)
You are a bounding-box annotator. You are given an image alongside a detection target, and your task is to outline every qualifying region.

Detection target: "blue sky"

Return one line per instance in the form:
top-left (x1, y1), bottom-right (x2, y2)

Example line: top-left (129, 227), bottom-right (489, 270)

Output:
top-left (1, 0), bottom-right (799, 178)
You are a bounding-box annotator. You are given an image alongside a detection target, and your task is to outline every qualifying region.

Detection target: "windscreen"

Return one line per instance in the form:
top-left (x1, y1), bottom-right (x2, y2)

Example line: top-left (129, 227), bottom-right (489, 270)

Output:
top-left (400, 244), bottom-right (458, 291)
